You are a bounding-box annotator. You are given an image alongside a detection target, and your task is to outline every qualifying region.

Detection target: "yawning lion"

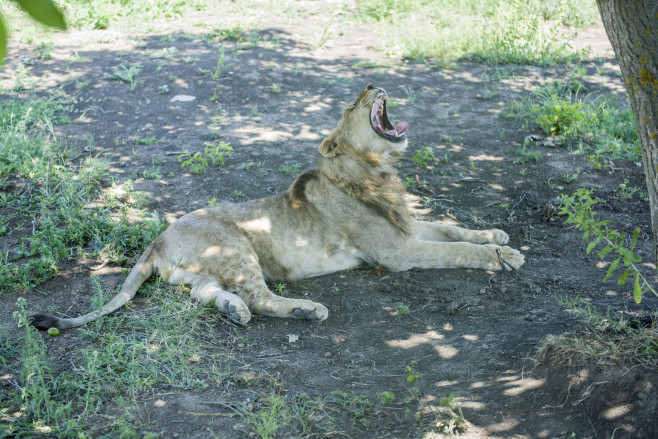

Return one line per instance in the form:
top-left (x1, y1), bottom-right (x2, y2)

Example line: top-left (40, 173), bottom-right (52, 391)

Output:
top-left (30, 84), bottom-right (524, 329)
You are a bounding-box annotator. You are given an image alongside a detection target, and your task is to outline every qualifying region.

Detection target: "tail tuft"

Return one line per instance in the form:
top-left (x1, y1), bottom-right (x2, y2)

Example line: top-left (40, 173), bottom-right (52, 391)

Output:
top-left (28, 313), bottom-right (61, 330)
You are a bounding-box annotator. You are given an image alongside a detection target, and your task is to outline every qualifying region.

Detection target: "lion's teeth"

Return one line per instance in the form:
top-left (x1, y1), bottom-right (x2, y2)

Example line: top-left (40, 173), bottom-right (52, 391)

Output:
top-left (394, 130), bottom-right (399, 137)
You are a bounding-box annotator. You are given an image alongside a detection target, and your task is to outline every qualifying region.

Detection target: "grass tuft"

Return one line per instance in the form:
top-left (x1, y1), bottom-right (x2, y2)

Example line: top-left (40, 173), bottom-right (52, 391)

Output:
top-left (537, 297), bottom-right (658, 368)
top-left (502, 74), bottom-right (639, 163)
top-left (0, 98), bottom-right (166, 292)
top-left (3, 281), bottom-right (235, 437)
top-left (356, 0), bottom-right (597, 66)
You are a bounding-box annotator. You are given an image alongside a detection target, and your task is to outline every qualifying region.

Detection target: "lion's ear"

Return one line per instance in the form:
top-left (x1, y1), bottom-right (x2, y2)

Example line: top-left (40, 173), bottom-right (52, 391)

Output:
top-left (319, 137), bottom-right (340, 157)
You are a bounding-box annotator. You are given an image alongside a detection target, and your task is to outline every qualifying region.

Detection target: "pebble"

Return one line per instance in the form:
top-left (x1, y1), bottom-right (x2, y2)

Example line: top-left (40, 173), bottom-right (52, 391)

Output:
top-left (169, 95), bottom-right (196, 102)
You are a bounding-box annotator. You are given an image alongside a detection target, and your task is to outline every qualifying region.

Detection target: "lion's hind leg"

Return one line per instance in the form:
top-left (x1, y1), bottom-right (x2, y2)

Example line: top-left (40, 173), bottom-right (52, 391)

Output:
top-left (189, 278), bottom-right (252, 323)
top-left (236, 273), bottom-right (328, 321)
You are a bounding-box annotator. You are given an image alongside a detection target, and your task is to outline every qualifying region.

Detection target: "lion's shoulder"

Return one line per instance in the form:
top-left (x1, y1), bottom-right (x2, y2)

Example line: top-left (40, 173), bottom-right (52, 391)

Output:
top-left (285, 170), bottom-right (320, 209)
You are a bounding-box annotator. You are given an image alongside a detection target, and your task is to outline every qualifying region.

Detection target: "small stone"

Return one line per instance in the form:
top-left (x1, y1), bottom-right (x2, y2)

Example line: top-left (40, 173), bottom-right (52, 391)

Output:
top-left (170, 95), bottom-right (196, 102)
top-left (324, 352), bottom-right (332, 358)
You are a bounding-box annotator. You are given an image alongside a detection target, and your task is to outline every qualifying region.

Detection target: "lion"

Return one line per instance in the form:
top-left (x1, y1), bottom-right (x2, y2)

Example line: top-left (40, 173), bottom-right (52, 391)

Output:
top-left (29, 84), bottom-right (524, 330)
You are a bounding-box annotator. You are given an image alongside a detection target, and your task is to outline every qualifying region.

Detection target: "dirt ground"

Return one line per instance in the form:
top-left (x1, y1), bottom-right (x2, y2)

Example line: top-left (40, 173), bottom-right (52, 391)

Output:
top-left (1, 6), bottom-right (658, 439)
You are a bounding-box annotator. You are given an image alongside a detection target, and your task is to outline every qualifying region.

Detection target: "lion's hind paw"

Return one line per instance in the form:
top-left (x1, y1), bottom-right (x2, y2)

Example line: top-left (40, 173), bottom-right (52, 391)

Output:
top-left (220, 299), bottom-right (252, 323)
top-left (291, 303), bottom-right (328, 321)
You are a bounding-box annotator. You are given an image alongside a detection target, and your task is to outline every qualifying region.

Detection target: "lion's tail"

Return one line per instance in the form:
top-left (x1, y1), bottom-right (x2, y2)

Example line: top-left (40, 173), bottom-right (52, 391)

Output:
top-left (29, 245), bottom-right (156, 331)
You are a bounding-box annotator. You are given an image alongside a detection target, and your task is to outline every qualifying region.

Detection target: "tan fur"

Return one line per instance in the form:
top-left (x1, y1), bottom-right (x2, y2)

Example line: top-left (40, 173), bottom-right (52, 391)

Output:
top-left (29, 84), bottom-right (524, 330)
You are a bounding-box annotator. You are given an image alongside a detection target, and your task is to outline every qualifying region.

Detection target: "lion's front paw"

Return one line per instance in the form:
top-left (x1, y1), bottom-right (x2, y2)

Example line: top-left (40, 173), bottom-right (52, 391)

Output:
top-left (486, 229), bottom-right (509, 245)
top-left (291, 302), bottom-right (329, 321)
top-left (495, 246), bottom-right (525, 271)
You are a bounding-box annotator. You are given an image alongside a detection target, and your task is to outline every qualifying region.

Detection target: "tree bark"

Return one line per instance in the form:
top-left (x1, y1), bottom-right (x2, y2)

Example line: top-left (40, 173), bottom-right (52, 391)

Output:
top-left (596, 0), bottom-right (658, 268)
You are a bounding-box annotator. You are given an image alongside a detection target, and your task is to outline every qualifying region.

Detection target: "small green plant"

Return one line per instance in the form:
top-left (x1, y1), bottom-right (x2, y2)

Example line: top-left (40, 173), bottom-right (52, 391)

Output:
top-left (404, 361), bottom-right (422, 384)
top-left (395, 304), bottom-right (410, 315)
top-left (433, 393), bottom-right (467, 435)
top-left (559, 189), bottom-right (656, 302)
top-left (204, 141), bottom-right (233, 166)
top-left (142, 164), bottom-right (163, 180)
top-left (179, 142), bottom-right (232, 174)
top-left (512, 142), bottom-right (543, 164)
top-left (561, 171), bottom-right (581, 183)
top-left (273, 283), bottom-right (288, 296)
top-left (535, 99), bottom-right (588, 137)
top-left (233, 189), bottom-right (246, 198)
top-left (588, 152), bottom-right (611, 171)
top-left (206, 25), bottom-right (245, 41)
top-left (178, 151), bottom-right (208, 174)
top-left (135, 134), bottom-right (158, 145)
top-left (242, 161), bottom-right (257, 171)
top-left (412, 146), bottom-right (435, 168)
top-left (379, 391), bottom-right (395, 405)
top-left (616, 179), bottom-right (648, 201)
top-left (111, 63), bottom-right (142, 90)
top-left (270, 83), bottom-right (281, 94)
top-left (279, 162), bottom-right (302, 175)
top-left (36, 42), bottom-right (55, 60)
top-left (403, 86), bottom-right (417, 105)
top-left (212, 47), bottom-right (232, 80)
top-left (327, 390), bottom-right (373, 424)
top-left (318, 10), bottom-right (345, 47)
top-left (243, 393), bottom-right (291, 439)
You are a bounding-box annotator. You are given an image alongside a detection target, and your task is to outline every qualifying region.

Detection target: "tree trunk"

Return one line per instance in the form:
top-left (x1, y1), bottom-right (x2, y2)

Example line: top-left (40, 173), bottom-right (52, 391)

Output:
top-left (596, 0), bottom-right (658, 268)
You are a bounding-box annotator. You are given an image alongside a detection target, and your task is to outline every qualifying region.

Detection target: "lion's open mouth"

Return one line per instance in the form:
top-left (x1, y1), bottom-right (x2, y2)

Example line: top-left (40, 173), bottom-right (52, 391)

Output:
top-left (370, 90), bottom-right (408, 142)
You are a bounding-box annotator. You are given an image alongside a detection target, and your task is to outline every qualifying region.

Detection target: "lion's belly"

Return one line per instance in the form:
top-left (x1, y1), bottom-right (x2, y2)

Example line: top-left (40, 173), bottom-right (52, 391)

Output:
top-left (260, 240), bottom-right (368, 280)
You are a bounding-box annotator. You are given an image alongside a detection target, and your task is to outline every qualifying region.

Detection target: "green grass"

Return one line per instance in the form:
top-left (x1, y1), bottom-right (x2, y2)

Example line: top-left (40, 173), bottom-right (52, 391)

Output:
top-left (3, 279), bottom-right (233, 437)
top-left (0, 96), bottom-right (228, 437)
top-left (355, 0), bottom-right (598, 66)
top-left (412, 146), bottom-right (436, 168)
top-left (502, 73), bottom-right (640, 163)
top-left (279, 162), bottom-right (302, 176)
top-left (537, 296), bottom-right (658, 367)
top-left (0, 97), bottom-right (166, 292)
top-left (57, 0), bottom-right (207, 30)
top-left (5, 0), bottom-right (597, 67)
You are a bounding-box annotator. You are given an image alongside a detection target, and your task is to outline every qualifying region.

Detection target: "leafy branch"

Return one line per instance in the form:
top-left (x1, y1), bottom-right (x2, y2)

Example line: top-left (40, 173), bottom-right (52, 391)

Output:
top-left (559, 188), bottom-right (656, 302)
top-left (1, 0), bottom-right (67, 65)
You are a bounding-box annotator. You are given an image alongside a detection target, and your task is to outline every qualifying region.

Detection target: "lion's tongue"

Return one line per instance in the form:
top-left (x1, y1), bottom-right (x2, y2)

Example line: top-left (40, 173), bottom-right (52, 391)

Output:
top-left (383, 121), bottom-right (408, 136)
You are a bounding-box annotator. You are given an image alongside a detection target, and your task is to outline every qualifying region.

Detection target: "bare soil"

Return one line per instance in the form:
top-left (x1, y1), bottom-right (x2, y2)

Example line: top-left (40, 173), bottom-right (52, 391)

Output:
top-left (1, 8), bottom-right (658, 439)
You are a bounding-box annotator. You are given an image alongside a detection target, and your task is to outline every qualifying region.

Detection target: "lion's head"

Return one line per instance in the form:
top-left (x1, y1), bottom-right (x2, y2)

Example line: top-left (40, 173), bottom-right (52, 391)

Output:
top-left (319, 84), bottom-right (409, 159)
